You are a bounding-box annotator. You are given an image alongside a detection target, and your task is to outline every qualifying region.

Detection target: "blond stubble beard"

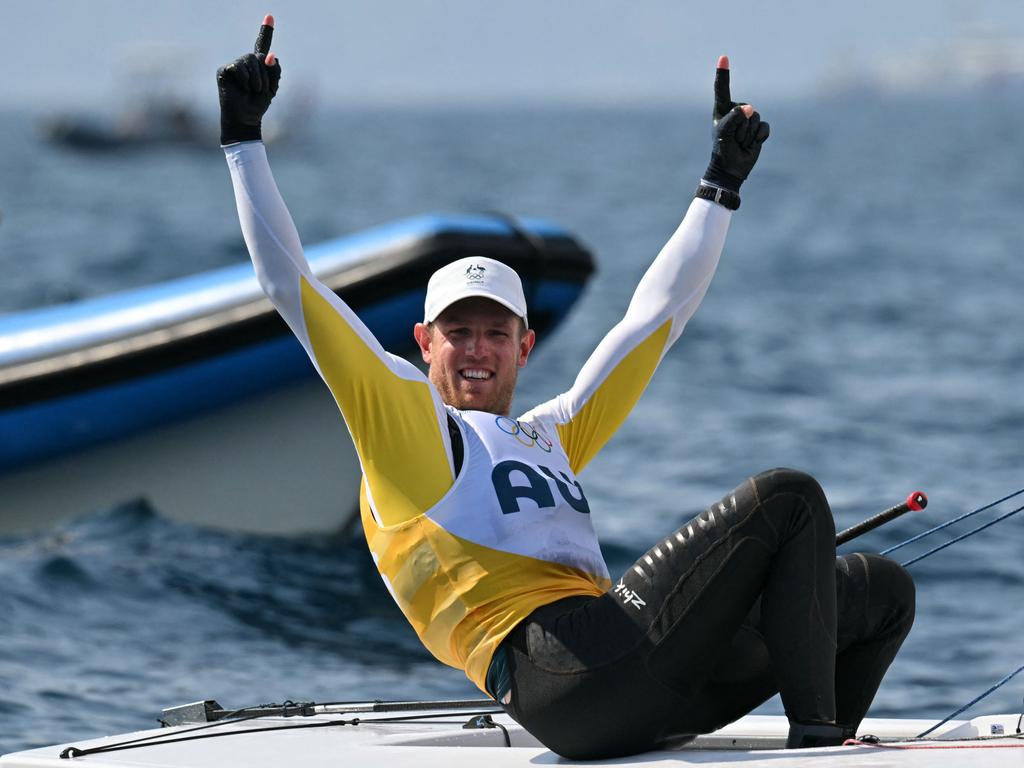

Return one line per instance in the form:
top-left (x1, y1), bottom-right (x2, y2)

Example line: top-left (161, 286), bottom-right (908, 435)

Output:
top-left (429, 365), bottom-right (519, 416)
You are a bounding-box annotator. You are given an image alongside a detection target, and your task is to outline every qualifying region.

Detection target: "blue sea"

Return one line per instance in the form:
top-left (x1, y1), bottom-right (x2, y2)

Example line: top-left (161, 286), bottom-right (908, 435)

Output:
top-left (1, 93), bottom-right (1023, 754)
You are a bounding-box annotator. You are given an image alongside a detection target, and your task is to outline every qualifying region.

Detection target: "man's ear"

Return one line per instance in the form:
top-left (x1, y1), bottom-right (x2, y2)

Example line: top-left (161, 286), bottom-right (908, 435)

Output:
top-left (413, 322), bottom-right (433, 364)
top-left (518, 329), bottom-right (536, 368)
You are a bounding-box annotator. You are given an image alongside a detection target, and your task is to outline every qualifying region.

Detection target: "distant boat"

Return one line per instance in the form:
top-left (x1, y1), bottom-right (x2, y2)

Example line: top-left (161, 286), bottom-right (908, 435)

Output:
top-left (41, 101), bottom-right (207, 151)
top-left (39, 51), bottom-right (309, 151)
top-left (819, 21), bottom-right (1024, 96)
top-left (40, 97), bottom-right (303, 151)
top-left (41, 98), bottom-right (300, 151)
top-left (0, 213), bottom-right (595, 536)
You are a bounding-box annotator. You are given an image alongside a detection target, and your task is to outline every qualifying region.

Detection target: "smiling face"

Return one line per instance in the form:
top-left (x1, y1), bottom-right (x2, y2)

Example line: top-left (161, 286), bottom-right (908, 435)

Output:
top-left (413, 297), bottom-right (536, 415)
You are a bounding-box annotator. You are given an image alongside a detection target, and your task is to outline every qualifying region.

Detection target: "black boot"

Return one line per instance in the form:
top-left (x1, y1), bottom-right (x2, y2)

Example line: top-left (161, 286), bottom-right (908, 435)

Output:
top-left (785, 721), bottom-right (852, 749)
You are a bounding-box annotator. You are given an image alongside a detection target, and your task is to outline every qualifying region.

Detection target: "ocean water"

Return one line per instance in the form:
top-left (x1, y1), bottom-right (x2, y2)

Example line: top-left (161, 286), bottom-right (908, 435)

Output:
top-left (1, 93), bottom-right (1023, 754)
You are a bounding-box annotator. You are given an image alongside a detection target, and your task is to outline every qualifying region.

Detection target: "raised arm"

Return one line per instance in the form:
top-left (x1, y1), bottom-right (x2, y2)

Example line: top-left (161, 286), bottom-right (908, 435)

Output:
top-left (219, 16), bottom-right (314, 347)
top-left (219, 17), bottom-right (458, 526)
top-left (523, 57), bottom-right (770, 473)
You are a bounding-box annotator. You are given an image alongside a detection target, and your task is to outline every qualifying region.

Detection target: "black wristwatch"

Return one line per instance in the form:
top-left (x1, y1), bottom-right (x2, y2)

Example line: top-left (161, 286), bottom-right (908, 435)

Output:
top-left (694, 184), bottom-right (740, 211)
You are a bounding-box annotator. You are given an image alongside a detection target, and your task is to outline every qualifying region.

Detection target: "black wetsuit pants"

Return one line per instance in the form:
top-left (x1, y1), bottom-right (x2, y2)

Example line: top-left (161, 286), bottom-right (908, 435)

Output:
top-left (494, 468), bottom-right (916, 760)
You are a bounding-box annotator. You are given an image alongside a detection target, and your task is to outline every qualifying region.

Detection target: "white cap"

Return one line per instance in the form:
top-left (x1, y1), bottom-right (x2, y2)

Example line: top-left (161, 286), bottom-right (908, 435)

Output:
top-left (423, 256), bottom-right (528, 327)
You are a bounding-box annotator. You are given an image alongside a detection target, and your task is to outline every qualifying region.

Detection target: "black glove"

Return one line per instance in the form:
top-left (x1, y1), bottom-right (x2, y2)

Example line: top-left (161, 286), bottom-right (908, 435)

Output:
top-left (217, 18), bottom-right (282, 145)
top-left (702, 62), bottom-right (769, 193)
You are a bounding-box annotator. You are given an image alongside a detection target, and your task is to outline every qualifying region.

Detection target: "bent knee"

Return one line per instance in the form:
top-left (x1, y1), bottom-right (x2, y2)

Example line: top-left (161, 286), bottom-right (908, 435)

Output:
top-left (863, 553), bottom-right (916, 624)
top-left (752, 468), bottom-right (834, 536)
top-left (753, 468), bottom-right (827, 504)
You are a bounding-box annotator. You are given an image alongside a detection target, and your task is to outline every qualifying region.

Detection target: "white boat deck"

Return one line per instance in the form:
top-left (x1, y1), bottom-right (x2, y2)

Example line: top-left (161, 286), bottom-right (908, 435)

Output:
top-left (3, 706), bottom-right (1021, 768)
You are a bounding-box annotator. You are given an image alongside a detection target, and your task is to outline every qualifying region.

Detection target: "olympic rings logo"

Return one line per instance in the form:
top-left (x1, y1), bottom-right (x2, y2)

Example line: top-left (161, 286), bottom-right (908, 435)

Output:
top-left (495, 416), bottom-right (553, 453)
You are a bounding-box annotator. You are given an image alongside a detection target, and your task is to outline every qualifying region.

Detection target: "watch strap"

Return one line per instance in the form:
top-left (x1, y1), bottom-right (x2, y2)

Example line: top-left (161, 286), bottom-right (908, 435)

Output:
top-left (694, 184), bottom-right (741, 211)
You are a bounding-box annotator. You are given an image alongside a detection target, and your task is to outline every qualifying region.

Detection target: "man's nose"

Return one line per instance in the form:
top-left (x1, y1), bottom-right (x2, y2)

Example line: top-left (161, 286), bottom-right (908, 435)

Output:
top-left (465, 332), bottom-right (486, 356)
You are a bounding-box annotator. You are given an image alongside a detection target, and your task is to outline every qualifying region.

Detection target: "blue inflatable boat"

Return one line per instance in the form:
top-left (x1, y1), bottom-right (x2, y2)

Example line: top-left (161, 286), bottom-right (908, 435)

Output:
top-left (0, 213), bottom-right (594, 535)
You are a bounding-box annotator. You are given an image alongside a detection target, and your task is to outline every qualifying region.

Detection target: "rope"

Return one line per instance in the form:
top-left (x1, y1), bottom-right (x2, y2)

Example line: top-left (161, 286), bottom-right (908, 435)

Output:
top-left (868, 487), bottom-right (1024, 746)
top-left (64, 709), bottom-right (283, 758)
top-left (916, 663), bottom-right (1024, 738)
top-left (899, 503), bottom-right (1024, 567)
top-left (846, 738), bottom-right (1024, 750)
top-left (881, 486), bottom-right (1024, 556)
top-left (315, 698), bottom-right (494, 712)
top-left (59, 708), bottom-right (503, 759)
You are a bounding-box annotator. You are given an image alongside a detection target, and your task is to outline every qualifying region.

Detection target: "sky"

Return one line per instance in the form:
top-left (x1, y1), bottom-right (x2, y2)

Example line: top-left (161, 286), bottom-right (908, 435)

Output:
top-left (6, 1), bottom-right (1024, 110)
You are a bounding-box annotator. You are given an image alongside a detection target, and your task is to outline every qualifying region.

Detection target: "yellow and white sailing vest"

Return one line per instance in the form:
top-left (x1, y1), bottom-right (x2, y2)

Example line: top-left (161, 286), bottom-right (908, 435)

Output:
top-left (362, 409), bottom-right (610, 689)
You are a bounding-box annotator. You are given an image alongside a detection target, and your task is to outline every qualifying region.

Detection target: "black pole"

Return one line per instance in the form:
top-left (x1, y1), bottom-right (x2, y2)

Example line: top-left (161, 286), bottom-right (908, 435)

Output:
top-left (836, 491), bottom-right (927, 546)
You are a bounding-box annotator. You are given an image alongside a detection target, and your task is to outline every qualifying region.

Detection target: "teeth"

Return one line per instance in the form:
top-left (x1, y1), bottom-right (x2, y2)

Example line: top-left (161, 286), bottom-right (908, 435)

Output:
top-left (462, 369), bottom-right (492, 380)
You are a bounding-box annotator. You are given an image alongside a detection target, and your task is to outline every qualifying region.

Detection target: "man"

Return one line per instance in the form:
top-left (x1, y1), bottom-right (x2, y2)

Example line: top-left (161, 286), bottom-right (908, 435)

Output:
top-left (218, 16), bottom-right (914, 759)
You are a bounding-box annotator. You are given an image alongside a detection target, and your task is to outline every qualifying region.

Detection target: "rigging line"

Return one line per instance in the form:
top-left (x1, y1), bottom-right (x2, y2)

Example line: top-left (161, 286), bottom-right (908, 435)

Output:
top-left (881, 486), bottom-right (1024, 556)
top-left (917, 663), bottom-right (1024, 739)
top-left (213, 699), bottom-right (314, 720)
top-left (60, 718), bottom-right (364, 759)
top-left (68, 709), bottom-right (285, 757)
top-left (314, 698), bottom-right (494, 712)
top-left (899, 503), bottom-right (1024, 568)
top-left (847, 739), bottom-right (1024, 750)
top-left (59, 709), bottom-right (503, 759)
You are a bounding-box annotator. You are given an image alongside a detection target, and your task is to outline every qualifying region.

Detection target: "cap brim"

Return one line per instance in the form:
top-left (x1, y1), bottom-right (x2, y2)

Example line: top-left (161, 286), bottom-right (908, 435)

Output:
top-left (425, 290), bottom-right (528, 327)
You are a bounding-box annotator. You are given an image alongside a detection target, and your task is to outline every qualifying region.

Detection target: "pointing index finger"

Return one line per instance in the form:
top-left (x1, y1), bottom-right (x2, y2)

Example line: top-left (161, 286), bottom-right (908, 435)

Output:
top-left (714, 55), bottom-right (731, 120)
top-left (254, 14), bottom-right (275, 57)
